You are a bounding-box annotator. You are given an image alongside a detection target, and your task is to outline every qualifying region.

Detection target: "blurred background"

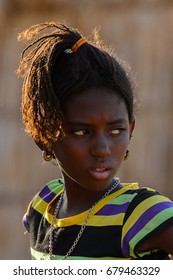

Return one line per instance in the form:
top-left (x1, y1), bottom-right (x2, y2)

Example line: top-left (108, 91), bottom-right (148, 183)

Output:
top-left (0, 0), bottom-right (173, 259)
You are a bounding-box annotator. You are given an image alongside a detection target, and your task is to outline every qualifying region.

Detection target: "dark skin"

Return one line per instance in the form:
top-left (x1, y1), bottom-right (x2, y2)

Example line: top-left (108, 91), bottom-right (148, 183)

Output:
top-left (40, 86), bottom-right (173, 256)
top-left (53, 87), bottom-right (135, 216)
top-left (138, 227), bottom-right (173, 255)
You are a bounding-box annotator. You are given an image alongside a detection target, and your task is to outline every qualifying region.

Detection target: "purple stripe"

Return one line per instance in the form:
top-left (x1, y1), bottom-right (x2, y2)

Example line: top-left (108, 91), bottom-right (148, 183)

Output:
top-left (22, 213), bottom-right (29, 232)
top-left (95, 202), bottom-right (130, 216)
top-left (122, 201), bottom-right (173, 257)
top-left (38, 185), bottom-right (57, 203)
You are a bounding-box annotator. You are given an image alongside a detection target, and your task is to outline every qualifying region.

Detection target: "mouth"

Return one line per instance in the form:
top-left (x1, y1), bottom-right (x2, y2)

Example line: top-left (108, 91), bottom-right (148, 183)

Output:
top-left (89, 166), bottom-right (112, 180)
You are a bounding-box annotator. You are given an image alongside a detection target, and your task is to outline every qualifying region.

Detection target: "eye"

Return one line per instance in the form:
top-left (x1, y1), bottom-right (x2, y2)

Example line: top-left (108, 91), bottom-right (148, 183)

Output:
top-left (109, 128), bottom-right (126, 136)
top-left (72, 129), bottom-right (89, 136)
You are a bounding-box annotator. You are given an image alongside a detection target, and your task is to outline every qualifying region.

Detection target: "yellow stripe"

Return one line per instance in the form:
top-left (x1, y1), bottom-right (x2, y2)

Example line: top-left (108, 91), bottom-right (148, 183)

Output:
top-left (32, 195), bottom-right (48, 214)
top-left (93, 185), bottom-right (137, 214)
top-left (26, 198), bottom-right (35, 214)
top-left (122, 195), bottom-right (171, 238)
top-left (32, 182), bottom-right (139, 227)
top-left (49, 186), bottom-right (132, 227)
top-left (32, 187), bottom-right (64, 218)
top-left (84, 213), bottom-right (125, 226)
top-left (122, 182), bottom-right (139, 189)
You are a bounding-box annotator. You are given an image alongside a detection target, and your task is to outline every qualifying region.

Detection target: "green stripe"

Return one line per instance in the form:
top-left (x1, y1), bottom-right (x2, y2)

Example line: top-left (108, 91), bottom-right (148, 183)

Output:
top-left (109, 193), bottom-right (137, 205)
top-left (122, 195), bottom-right (171, 238)
top-left (31, 248), bottom-right (130, 260)
top-left (129, 208), bottom-right (173, 258)
top-left (47, 179), bottom-right (64, 192)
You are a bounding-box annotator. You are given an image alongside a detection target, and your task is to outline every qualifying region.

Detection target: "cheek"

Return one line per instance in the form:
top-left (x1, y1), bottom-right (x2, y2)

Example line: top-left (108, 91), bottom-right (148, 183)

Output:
top-left (113, 144), bottom-right (127, 157)
top-left (53, 140), bottom-right (83, 163)
top-left (112, 137), bottom-right (129, 157)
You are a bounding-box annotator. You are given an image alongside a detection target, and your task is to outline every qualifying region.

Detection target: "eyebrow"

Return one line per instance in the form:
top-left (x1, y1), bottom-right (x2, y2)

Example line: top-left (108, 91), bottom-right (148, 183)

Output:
top-left (107, 119), bottom-right (129, 125)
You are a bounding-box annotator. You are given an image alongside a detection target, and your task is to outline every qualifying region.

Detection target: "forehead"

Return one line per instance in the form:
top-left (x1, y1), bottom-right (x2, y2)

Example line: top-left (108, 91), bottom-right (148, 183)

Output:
top-left (63, 87), bottom-right (129, 122)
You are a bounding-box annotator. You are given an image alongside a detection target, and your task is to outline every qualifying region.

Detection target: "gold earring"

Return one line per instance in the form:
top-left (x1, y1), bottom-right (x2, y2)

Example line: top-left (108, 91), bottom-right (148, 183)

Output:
top-left (124, 150), bottom-right (130, 161)
top-left (42, 151), bottom-right (53, 162)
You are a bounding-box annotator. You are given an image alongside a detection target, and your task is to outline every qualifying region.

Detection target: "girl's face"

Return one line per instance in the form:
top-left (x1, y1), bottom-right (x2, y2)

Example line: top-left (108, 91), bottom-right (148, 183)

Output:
top-left (53, 87), bottom-right (135, 192)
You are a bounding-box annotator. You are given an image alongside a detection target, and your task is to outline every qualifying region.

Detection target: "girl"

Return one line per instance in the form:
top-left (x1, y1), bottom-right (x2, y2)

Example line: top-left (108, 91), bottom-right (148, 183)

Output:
top-left (17, 22), bottom-right (173, 260)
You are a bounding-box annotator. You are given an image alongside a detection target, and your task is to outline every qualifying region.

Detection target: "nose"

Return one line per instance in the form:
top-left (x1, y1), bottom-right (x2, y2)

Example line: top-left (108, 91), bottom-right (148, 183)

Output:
top-left (90, 133), bottom-right (111, 158)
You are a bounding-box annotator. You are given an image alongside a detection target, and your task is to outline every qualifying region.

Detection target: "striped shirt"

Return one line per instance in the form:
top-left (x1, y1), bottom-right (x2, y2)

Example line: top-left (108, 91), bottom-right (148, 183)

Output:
top-left (23, 179), bottom-right (173, 260)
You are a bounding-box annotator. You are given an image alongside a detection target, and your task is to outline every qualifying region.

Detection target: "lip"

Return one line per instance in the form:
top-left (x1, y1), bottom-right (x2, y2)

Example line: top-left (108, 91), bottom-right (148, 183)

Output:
top-left (89, 164), bottom-right (112, 180)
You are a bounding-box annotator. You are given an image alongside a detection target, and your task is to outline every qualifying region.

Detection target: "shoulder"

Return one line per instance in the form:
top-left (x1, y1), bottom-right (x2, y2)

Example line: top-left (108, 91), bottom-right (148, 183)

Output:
top-left (23, 178), bottom-right (64, 232)
top-left (121, 182), bottom-right (171, 201)
top-left (32, 178), bottom-right (64, 207)
top-left (116, 182), bottom-right (159, 203)
top-left (122, 183), bottom-right (173, 237)
top-left (30, 178), bottom-right (64, 211)
top-left (120, 182), bottom-right (173, 231)
top-left (123, 184), bottom-right (173, 219)
top-left (106, 182), bottom-right (160, 208)
top-left (121, 184), bottom-right (173, 258)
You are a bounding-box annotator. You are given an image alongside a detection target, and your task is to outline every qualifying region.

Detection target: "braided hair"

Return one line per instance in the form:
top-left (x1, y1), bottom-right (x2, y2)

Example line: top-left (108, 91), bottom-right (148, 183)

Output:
top-left (17, 22), bottom-right (136, 152)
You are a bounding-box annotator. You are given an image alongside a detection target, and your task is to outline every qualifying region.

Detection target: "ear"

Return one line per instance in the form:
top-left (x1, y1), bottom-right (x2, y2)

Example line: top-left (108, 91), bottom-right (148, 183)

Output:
top-left (129, 117), bottom-right (135, 140)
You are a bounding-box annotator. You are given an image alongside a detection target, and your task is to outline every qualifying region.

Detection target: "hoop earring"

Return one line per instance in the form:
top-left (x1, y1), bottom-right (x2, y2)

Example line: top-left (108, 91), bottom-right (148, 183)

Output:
top-left (42, 150), bottom-right (59, 166)
top-left (124, 150), bottom-right (130, 161)
top-left (42, 151), bottom-right (53, 162)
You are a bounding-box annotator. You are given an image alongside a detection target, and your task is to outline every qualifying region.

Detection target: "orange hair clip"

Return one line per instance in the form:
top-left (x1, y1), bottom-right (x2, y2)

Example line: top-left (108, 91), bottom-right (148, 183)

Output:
top-left (71, 37), bottom-right (87, 52)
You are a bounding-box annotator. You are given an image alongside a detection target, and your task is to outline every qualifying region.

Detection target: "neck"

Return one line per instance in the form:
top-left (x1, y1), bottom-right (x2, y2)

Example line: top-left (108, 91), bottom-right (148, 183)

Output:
top-left (58, 177), bottom-right (119, 218)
